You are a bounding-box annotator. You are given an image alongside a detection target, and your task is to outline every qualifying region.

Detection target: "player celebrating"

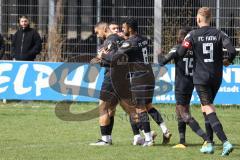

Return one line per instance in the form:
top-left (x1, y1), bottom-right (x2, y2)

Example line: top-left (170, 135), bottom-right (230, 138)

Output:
top-left (108, 20), bottom-right (171, 145)
top-left (122, 19), bottom-right (171, 145)
top-left (89, 22), bottom-right (125, 146)
top-left (113, 17), bottom-right (154, 146)
top-left (107, 18), bottom-right (171, 146)
top-left (177, 7), bottom-right (236, 156)
top-left (159, 27), bottom-right (211, 149)
top-left (90, 21), bottom-right (144, 146)
top-left (109, 21), bottom-right (120, 34)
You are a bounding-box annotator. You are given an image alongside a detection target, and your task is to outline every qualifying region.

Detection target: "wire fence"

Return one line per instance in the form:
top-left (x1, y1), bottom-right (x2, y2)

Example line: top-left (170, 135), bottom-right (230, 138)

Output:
top-left (161, 0), bottom-right (240, 64)
top-left (0, 0), bottom-right (239, 63)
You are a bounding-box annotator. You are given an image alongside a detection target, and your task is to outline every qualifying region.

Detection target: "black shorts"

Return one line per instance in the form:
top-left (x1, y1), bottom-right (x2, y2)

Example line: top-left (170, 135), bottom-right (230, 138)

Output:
top-left (131, 84), bottom-right (154, 106)
top-left (100, 74), bottom-right (119, 106)
top-left (131, 71), bottom-right (155, 106)
top-left (195, 81), bottom-right (221, 105)
top-left (175, 92), bottom-right (192, 105)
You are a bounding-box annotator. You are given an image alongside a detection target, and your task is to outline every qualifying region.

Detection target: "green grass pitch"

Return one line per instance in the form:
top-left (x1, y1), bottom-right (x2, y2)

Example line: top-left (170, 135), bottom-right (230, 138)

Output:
top-left (0, 101), bottom-right (239, 160)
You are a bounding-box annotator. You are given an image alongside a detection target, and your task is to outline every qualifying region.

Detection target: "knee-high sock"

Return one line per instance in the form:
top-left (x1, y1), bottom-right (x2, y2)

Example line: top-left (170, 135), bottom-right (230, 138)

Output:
top-left (139, 112), bottom-right (151, 133)
top-left (100, 125), bottom-right (111, 142)
top-left (203, 112), bottom-right (214, 142)
top-left (148, 108), bottom-right (164, 125)
top-left (207, 112), bottom-right (227, 143)
top-left (108, 116), bottom-right (114, 135)
top-left (130, 116), bottom-right (140, 135)
top-left (139, 112), bottom-right (151, 141)
top-left (148, 108), bottom-right (168, 134)
top-left (178, 118), bottom-right (186, 144)
top-left (188, 117), bottom-right (210, 142)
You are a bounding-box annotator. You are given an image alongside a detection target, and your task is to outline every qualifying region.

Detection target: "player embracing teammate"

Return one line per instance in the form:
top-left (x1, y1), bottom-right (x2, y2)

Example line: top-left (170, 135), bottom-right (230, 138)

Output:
top-left (90, 6), bottom-right (236, 156)
top-left (160, 7), bottom-right (236, 156)
top-left (90, 19), bottom-right (171, 147)
top-left (112, 18), bottom-right (172, 146)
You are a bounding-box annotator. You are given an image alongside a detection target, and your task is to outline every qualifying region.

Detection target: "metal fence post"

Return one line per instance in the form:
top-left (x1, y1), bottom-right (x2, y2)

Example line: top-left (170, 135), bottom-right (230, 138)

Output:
top-left (154, 0), bottom-right (162, 64)
top-left (48, 0), bottom-right (55, 55)
top-left (96, 0), bottom-right (102, 50)
top-left (97, 0), bottom-right (102, 23)
top-left (49, 0), bottom-right (55, 27)
top-left (216, 0), bottom-right (220, 29)
top-left (38, 0), bottom-right (47, 34)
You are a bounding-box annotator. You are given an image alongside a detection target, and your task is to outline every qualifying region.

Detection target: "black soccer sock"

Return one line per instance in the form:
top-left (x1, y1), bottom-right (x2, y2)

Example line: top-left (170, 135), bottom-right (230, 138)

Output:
top-left (130, 116), bottom-right (140, 135)
top-left (188, 117), bottom-right (211, 142)
top-left (148, 108), bottom-right (164, 125)
top-left (203, 112), bottom-right (214, 142)
top-left (139, 111), bottom-right (151, 133)
top-left (207, 112), bottom-right (227, 143)
top-left (108, 116), bottom-right (114, 135)
top-left (178, 118), bottom-right (186, 144)
top-left (100, 125), bottom-right (110, 136)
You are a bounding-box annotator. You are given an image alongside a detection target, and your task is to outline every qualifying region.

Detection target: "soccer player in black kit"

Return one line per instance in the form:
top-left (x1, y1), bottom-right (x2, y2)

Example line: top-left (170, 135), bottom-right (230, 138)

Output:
top-left (177, 7), bottom-right (236, 156)
top-left (109, 18), bottom-right (171, 146)
top-left (114, 18), bottom-right (154, 146)
top-left (90, 21), bottom-right (156, 146)
top-left (123, 18), bottom-right (172, 146)
top-left (90, 21), bottom-right (170, 147)
top-left (90, 22), bottom-right (135, 146)
top-left (159, 27), bottom-right (211, 149)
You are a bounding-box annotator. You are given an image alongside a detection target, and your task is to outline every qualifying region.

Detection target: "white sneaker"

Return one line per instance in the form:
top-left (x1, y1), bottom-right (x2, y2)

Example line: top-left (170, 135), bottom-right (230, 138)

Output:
top-left (89, 139), bottom-right (112, 146)
top-left (132, 136), bottom-right (145, 146)
top-left (142, 140), bottom-right (154, 147)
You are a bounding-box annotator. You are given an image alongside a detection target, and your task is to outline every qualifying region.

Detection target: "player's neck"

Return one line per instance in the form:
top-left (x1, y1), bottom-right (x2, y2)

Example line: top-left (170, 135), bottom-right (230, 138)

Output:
top-left (198, 22), bottom-right (210, 28)
top-left (199, 24), bottom-right (210, 28)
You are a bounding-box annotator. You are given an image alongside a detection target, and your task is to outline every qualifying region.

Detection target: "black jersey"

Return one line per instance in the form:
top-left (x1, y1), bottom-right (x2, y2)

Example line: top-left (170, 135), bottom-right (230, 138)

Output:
top-left (119, 34), bottom-right (155, 105)
top-left (121, 34), bottom-right (149, 63)
top-left (115, 34), bottom-right (153, 74)
top-left (98, 34), bottom-right (124, 103)
top-left (100, 34), bottom-right (124, 73)
top-left (178, 26), bottom-right (237, 85)
top-left (169, 44), bottom-right (194, 94)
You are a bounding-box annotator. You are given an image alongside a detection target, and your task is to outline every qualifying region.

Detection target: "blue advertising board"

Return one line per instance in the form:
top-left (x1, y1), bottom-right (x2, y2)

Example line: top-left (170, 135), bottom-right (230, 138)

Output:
top-left (0, 61), bottom-right (239, 104)
top-left (154, 64), bottom-right (240, 104)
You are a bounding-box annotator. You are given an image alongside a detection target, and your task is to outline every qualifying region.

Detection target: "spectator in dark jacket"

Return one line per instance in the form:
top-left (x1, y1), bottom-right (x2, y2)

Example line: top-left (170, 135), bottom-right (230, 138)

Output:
top-left (11, 16), bottom-right (42, 61)
top-left (0, 33), bottom-right (4, 59)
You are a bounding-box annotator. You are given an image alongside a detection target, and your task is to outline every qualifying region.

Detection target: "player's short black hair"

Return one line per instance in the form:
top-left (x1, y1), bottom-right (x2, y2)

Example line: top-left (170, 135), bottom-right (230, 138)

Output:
top-left (123, 17), bottom-right (138, 32)
top-left (180, 26), bottom-right (192, 35)
top-left (177, 26), bottom-right (192, 43)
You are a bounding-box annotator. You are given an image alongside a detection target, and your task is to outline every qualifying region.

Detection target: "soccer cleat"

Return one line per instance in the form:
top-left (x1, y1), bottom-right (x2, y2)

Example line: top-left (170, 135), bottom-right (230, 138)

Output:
top-left (132, 136), bottom-right (145, 146)
top-left (142, 140), bottom-right (154, 147)
top-left (162, 130), bottom-right (172, 144)
top-left (200, 141), bottom-right (214, 154)
top-left (221, 141), bottom-right (234, 156)
top-left (172, 144), bottom-right (187, 149)
top-left (89, 139), bottom-right (112, 146)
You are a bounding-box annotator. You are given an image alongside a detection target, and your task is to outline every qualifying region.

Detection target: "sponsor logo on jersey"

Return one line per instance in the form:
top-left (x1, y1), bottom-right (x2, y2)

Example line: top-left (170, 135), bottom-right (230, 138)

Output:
top-left (121, 42), bottom-right (131, 48)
